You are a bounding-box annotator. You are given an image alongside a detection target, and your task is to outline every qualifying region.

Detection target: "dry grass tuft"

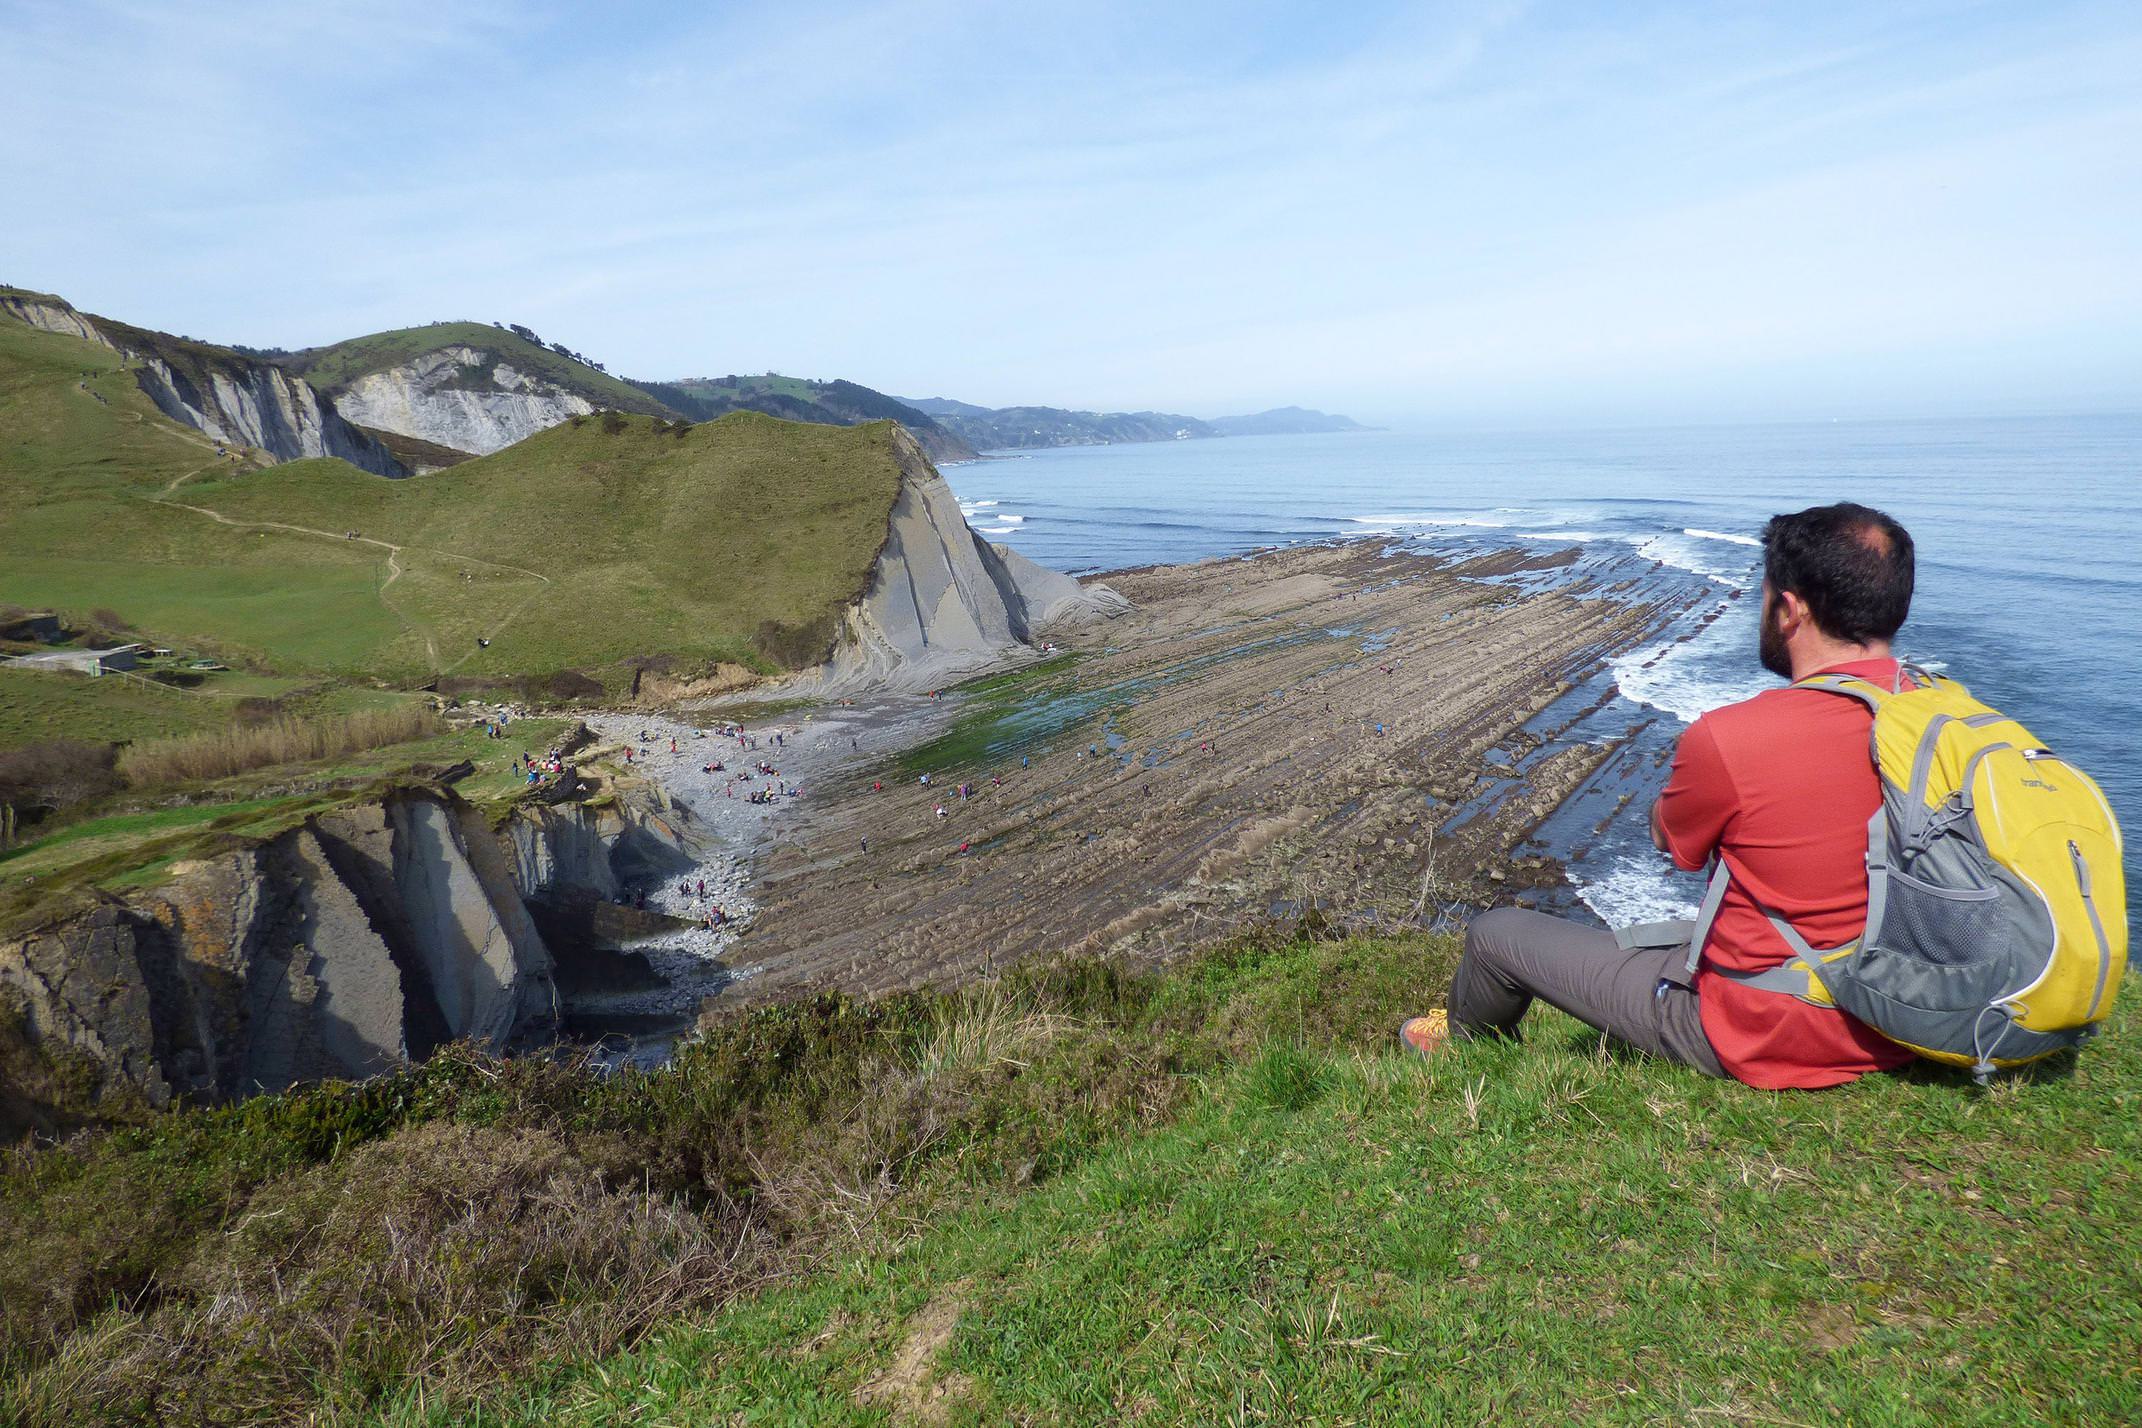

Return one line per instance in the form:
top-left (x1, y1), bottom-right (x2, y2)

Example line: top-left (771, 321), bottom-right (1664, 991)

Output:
top-left (19, 1122), bottom-right (764, 1421)
top-left (117, 705), bottom-right (437, 787)
top-left (914, 979), bottom-right (1077, 1080)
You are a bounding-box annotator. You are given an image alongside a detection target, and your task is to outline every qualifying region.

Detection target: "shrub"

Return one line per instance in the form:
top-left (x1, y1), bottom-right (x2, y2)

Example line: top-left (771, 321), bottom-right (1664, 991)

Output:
top-left (542, 669), bottom-right (605, 701)
top-left (0, 933), bottom-right (1456, 1425)
top-left (436, 670), bottom-right (605, 704)
top-left (752, 610), bottom-right (841, 669)
top-left (116, 706), bottom-right (437, 788)
top-left (0, 740), bottom-right (122, 826)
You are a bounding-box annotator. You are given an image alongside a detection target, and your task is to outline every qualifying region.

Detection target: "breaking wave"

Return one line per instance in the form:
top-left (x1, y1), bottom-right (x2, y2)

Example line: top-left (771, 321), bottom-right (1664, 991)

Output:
top-left (1683, 527), bottom-right (1761, 547)
top-left (1576, 855), bottom-right (1702, 926)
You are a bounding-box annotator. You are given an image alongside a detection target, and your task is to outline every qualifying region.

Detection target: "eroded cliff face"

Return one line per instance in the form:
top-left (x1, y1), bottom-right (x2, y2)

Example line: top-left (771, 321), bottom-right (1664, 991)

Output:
top-left (0, 779), bottom-right (719, 1129)
top-left (0, 790), bottom-right (561, 1122)
top-left (329, 346), bottom-right (597, 457)
top-left (1, 293), bottom-right (110, 346)
top-left (129, 349), bottom-right (405, 475)
top-left (0, 295), bottom-right (405, 475)
top-left (811, 427), bottom-right (1129, 694)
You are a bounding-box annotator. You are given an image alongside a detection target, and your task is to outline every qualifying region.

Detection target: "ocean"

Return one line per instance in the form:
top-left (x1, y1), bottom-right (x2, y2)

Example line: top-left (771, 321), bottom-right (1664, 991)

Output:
top-left (941, 415), bottom-right (2142, 928)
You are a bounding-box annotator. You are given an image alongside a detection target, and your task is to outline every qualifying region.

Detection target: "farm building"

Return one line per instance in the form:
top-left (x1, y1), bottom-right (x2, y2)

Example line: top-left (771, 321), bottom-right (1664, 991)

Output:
top-left (0, 611), bottom-right (64, 643)
top-left (3, 643), bottom-right (144, 676)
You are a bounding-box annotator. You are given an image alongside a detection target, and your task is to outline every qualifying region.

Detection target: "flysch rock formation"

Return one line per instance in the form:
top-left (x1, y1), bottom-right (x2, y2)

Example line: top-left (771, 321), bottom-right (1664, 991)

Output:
top-left (0, 293), bottom-right (404, 475)
top-left (0, 778), bottom-right (713, 1130)
top-left (1, 291), bottom-right (108, 345)
top-left (129, 348), bottom-right (405, 476)
top-left (809, 426), bottom-right (1130, 695)
top-left (329, 345), bottom-right (597, 457)
top-left (0, 783), bottom-right (711, 1130)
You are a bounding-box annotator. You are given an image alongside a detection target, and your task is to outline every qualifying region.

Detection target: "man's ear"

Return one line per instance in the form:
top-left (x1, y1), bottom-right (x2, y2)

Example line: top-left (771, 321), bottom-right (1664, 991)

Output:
top-left (1774, 587), bottom-right (1809, 636)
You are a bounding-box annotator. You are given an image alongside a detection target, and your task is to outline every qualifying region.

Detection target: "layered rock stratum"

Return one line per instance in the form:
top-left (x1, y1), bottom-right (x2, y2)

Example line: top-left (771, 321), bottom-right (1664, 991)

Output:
top-left (0, 291), bottom-right (404, 475)
top-left (0, 783), bottom-right (709, 1128)
top-left (811, 426), bottom-right (1129, 694)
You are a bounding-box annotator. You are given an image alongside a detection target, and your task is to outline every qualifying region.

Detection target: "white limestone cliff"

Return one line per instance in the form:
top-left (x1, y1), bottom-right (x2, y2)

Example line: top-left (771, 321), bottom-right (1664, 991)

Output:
top-left (0, 293), bottom-right (111, 346)
top-left (330, 345), bottom-right (597, 456)
top-left (130, 351), bottom-right (404, 475)
top-left (0, 293), bottom-right (403, 475)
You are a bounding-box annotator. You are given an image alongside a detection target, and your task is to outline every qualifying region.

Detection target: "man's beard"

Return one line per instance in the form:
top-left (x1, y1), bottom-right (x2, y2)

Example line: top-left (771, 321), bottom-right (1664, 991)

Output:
top-left (1759, 598), bottom-right (1793, 679)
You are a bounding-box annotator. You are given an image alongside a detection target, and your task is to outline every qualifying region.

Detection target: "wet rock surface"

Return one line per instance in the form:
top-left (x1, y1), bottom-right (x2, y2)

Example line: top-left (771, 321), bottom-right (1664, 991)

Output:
top-left (706, 540), bottom-right (1698, 1004)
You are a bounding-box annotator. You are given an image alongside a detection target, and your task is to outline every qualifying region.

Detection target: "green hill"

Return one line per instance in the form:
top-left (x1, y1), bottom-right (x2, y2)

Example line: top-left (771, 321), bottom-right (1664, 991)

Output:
top-left (182, 410), bottom-right (903, 679)
top-left (638, 373), bottom-right (979, 463)
top-left (283, 321), bottom-right (674, 416)
top-left (0, 311), bottom-right (904, 684)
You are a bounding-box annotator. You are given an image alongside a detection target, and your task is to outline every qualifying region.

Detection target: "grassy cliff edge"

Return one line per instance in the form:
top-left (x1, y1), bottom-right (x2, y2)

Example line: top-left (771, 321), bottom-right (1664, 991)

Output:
top-left (3, 926), bottom-right (2133, 1425)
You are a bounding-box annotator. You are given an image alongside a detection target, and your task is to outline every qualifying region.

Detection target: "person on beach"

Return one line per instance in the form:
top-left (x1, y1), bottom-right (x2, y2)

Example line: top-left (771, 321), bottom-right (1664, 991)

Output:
top-left (1400, 503), bottom-right (1921, 1091)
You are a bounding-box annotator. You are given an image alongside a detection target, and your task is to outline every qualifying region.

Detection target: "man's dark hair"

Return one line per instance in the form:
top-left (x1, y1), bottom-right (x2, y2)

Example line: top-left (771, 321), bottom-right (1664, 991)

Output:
top-left (1760, 502), bottom-right (1914, 644)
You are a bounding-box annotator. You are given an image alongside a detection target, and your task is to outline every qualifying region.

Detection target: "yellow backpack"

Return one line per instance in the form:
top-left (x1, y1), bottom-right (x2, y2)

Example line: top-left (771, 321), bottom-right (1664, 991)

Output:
top-left (1678, 665), bottom-right (2126, 1080)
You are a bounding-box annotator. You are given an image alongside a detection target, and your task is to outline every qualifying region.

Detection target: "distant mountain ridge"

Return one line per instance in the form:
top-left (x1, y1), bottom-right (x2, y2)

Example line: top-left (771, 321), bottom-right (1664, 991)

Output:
top-left (900, 397), bottom-right (1371, 451)
top-left (1209, 406), bottom-right (1371, 437)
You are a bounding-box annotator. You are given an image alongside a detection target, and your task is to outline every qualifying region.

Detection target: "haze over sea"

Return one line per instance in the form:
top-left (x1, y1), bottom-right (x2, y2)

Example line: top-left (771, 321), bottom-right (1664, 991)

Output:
top-left (946, 414), bottom-right (2142, 927)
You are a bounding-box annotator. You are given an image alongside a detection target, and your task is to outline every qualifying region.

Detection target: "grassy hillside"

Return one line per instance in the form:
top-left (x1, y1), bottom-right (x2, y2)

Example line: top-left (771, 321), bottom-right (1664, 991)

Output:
top-left (0, 312), bottom-right (906, 683)
top-left (180, 409), bottom-right (904, 679)
top-left (284, 322), bottom-right (674, 416)
top-left (0, 311), bottom-right (414, 672)
top-left (3, 927), bottom-right (2132, 1425)
top-left (639, 374), bottom-right (979, 462)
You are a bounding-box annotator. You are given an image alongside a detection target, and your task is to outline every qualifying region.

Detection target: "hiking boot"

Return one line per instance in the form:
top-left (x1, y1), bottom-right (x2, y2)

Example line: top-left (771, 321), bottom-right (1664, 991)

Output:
top-left (1398, 1010), bottom-right (1450, 1059)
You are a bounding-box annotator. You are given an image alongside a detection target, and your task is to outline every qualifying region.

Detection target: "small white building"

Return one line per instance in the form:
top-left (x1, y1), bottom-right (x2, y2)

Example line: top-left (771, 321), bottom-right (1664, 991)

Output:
top-left (4, 643), bottom-right (143, 676)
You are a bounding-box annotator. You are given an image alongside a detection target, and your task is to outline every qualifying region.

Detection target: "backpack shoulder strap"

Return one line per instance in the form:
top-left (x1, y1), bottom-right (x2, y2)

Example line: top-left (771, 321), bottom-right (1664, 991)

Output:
top-left (1792, 671), bottom-right (1893, 708)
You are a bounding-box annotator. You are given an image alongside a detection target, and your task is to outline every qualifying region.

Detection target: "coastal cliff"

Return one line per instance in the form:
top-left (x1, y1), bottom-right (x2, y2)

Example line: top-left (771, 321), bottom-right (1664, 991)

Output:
top-left (812, 425), bottom-right (1128, 693)
top-left (119, 336), bottom-right (407, 475)
top-left (328, 344), bottom-right (600, 456)
top-left (0, 293), bottom-right (405, 475)
top-left (0, 775), bottom-right (726, 1131)
top-left (0, 290), bottom-right (107, 345)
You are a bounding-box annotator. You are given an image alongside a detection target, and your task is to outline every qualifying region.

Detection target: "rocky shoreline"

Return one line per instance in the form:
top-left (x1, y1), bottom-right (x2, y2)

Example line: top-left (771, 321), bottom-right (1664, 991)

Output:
top-left (599, 537), bottom-right (1704, 1020)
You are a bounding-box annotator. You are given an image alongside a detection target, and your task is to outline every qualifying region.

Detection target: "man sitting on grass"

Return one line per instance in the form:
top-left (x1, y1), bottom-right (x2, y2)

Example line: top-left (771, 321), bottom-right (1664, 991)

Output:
top-left (1401, 502), bottom-right (1920, 1090)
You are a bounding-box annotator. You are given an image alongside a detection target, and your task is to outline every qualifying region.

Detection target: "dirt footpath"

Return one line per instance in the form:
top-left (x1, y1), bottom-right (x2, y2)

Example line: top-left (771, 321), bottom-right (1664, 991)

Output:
top-left (711, 540), bottom-right (1698, 1005)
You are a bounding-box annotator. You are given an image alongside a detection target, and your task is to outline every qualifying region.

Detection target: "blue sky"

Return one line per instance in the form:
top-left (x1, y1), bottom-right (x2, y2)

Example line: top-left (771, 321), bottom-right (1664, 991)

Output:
top-left (5, 0), bottom-right (2139, 425)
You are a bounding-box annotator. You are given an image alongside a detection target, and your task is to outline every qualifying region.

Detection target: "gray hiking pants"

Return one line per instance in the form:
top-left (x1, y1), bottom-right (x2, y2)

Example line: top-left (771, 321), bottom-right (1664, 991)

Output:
top-left (1450, 906), bottom-right (1725, 1076)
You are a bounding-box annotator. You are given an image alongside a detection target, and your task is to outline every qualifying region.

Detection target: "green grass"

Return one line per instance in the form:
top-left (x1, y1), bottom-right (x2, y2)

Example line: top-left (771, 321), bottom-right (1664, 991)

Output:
top-left (0, 715), bottom-right (569, 922)
top-left (425, 961), bottom-right (2142, 1426)
top-left (0, 661), bottom-right (428, 755)
top-left (5, 928), bottom-right (2134, 1425)
top-left (183, 410), bottom-right (901, 679)
top-left (0, 796), bottom-right (309, 870)
top-left (898, 653), bottom-right (1089, 773)
top-left (0, 315), bottom-right (424, 673)
top-left (283, 322), bottom-right (672, 415)
top-left (0, 667), bottom-right (236, 749)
